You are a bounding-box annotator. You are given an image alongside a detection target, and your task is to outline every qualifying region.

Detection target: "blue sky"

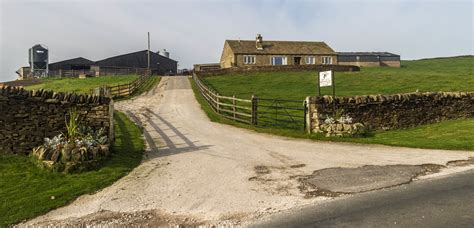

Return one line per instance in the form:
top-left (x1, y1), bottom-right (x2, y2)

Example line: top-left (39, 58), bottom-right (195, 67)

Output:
top-left (1, 0), bottom-right (473, 82)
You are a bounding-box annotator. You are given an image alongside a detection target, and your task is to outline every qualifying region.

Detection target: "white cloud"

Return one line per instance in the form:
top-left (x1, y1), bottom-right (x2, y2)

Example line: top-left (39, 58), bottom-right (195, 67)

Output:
top-left (1, 0), bottom-right (472, 82)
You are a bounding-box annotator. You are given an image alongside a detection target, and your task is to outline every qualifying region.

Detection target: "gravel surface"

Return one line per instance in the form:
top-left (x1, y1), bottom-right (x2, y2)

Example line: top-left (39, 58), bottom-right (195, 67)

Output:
top-left (23, 76), bottom-right (474, 227)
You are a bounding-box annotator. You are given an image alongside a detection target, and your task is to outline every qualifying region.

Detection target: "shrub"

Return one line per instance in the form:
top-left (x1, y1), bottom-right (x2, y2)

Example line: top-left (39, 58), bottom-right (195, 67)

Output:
top-left (31, 109), bottom-right (110, 173)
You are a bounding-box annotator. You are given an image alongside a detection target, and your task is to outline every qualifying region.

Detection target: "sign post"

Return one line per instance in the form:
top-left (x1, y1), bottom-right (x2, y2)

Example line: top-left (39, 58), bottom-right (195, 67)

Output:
top-left (318, 70), bottom-right (336, 115)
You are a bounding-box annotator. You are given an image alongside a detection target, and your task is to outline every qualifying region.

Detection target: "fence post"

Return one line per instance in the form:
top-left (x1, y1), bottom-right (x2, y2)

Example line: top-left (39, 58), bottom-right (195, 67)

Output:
top-left (251, 94), bottom-right (258, 125)
top-left (303, 100), bottom-right (307, 132)
top-left (232, 95), bottom-right (236, 120)
top-left (216, 93), bottom-right (220, 113)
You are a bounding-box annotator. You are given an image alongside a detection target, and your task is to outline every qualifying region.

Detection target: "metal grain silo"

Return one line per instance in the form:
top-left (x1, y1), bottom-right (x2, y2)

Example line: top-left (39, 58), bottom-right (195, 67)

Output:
top-left (28, 44), bottom-right (49, 77)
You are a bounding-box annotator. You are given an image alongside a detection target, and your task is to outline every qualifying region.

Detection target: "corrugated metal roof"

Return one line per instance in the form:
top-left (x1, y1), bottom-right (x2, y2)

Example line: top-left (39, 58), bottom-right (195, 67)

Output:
top-left (49, 57), bottom-right (94, 65)
top-left (337, 52), bottom-right (400, 57)
top-left (96, 50), bottom-right (177, 63)
top-left (226, 40), bottom-right (336, 55)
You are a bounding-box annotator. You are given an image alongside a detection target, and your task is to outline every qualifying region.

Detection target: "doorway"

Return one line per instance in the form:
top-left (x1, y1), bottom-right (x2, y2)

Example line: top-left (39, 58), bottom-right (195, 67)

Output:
top-left (294, 57), bottom-right (301, 65)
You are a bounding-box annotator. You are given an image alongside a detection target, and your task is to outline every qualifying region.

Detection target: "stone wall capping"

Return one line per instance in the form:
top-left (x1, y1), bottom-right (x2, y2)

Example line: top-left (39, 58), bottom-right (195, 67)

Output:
top-left (196, 64), bottom-right (360, 77)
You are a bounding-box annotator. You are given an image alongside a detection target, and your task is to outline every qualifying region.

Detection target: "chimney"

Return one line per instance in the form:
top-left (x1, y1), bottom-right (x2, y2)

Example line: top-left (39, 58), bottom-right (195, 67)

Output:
top-left (256, 34), bottom-right (263, 50)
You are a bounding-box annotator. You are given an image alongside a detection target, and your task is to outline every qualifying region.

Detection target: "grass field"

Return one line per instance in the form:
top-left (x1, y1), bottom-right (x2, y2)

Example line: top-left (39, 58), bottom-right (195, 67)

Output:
top-left (203, 56), bottom-right (474, 100)
top-left (25, 75), bottom-right (139, 94)
top-left (0, 112), bottom-right (145, 227)
top-left (191, 79), bottom-right (474, 151)
top-left (192, 56), bottom-right (474, 150)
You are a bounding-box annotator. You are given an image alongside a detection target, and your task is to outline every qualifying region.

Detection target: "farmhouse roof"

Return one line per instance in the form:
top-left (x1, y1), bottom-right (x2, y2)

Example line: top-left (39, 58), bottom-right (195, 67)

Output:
top-left (225, 40), bottom-right (336, 55)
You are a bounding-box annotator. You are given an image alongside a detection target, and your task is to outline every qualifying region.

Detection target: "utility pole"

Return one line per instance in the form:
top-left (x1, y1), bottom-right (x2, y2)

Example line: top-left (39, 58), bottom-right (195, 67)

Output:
top-left (147, 32), bottom-right (150, 75)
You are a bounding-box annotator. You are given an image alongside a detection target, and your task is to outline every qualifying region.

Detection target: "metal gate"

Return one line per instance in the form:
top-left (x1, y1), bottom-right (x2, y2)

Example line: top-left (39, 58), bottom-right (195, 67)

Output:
top-left (254, 98), bottom-right (307, 131)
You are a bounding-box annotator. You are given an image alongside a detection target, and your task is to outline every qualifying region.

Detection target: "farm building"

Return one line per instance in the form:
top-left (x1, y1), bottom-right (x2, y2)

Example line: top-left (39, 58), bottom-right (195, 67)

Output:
top-left (95, 50), bottom-right (177, 75)
top-left (48, 57), bottom-right (95, 71)
top-left (18, 48), bottom-right (178, 79)
top-left (219, 34), bottom-right (338, 68)
top-left (337, 52), bottom-right (400, 67)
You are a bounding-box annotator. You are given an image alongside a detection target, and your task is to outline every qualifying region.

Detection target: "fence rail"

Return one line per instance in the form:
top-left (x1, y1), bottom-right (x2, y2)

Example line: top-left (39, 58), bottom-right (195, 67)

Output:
top-left (193, 73), bottom-right (307, 130)
top-left (194, 74), bottom-right (253, 124)
top-left (91, 73), bottom-right (152, 98)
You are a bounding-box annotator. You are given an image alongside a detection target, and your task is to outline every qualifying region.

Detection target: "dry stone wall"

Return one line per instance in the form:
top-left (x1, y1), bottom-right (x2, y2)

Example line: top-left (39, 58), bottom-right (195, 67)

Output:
top-left (0, 86), bottom-right (114, 155)
top-left (306, 92), bottom-right (473, 132)
top-left (196, 64), bottom-right (360, 77)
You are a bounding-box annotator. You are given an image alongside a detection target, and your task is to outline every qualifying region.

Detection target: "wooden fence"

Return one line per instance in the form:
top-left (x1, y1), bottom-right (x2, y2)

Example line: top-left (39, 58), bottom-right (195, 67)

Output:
top-left (91, 74), bottom-right (152, 98)
top-left (193, 73), bottom-right (255, 124)
top-left (193, 73), bottom-right (308, 130)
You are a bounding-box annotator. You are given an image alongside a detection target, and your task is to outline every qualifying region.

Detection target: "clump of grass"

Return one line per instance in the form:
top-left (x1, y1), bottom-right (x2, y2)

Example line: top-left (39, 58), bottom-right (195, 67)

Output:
top-left (65, 108), bottom-right (80, 141)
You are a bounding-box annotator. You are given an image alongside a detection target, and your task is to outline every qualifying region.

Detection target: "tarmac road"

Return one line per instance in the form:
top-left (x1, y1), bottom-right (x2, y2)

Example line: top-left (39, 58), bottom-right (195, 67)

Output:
top-left (251, 169), bottom-right (474, 228)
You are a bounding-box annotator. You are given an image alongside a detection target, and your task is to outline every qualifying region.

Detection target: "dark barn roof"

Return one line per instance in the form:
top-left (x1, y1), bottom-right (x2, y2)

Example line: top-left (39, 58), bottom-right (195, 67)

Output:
top-left (337, 52), bottom-right (400, 62)
top-left (46, 50), bottom-right (178, 75)
top-left (226, 40), bottom-right (336, 55)
top-left (48, 57), bottom-right (95, 70)
top-left (96, 50), bottom-right (176, 67)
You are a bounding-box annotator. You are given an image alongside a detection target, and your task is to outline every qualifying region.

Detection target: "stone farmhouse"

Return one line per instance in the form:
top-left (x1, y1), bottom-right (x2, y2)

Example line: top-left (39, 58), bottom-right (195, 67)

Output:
top-left (216, 34), bottom-right (401, 70)
top-left (219, 34), bottom-right (338, 69)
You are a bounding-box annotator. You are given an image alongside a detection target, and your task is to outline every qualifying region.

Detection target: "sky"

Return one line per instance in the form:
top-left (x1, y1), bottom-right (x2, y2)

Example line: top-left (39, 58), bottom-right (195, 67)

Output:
top-left (0, 0), bottom-right (473, 82)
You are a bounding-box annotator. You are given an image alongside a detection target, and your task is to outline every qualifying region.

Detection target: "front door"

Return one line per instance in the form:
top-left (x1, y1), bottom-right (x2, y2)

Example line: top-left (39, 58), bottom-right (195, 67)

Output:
top-left (294, 57), bottom-right (301, 65)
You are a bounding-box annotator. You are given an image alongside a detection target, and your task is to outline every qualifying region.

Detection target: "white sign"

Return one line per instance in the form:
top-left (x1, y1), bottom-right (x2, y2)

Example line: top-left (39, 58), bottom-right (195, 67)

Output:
top-left (319, 70), bottom-right (332, 87)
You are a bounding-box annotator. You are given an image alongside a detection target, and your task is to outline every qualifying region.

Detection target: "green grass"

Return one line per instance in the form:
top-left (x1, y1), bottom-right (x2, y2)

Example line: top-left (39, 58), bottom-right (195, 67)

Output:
top-left (203, 56), bottom-right (474, 100)
top-left (190, 56), bottom-right (474, 151)
top-left (0, 112), bottom-right (144, 227)
top-left (25, 75), bottom-right (139, 94)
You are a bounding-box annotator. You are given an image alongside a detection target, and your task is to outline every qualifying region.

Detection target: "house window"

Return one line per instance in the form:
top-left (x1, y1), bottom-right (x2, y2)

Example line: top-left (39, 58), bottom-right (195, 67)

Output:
top-left (271, 56), bottom-right (288, 65)
top-left (305, 56), bottom-right (316, 65)
top-left (321, 56), bottom-right (333, 65)
top-left (243, 55), bottom-right (256, 64)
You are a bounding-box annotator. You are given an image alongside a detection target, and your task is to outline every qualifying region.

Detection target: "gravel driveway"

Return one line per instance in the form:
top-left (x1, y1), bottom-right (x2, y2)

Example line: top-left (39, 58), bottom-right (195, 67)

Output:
top-left (24, 76), bottom-right (474, 226)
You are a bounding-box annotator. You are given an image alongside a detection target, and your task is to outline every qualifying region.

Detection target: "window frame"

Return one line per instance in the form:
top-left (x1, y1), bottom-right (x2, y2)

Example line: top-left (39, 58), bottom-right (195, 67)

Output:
top-left (271, 56), bottom-right (288, 65)
top-left (321, 56), bottom-right (333, 65)
top-left (243, 55), bottom-right (256, 65)
top-left (305, 56), bottom-right (316, 65)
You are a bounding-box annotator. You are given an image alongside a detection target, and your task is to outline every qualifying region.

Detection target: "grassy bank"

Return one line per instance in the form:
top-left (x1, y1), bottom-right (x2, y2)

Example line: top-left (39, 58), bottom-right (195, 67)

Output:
top-left (203, 56), bottom-right (474, 100)
top-left (191, 78), bottom-right (474, 151)
top-left (0, 112), bottom-right (145, 227)
top-left (25, 75), bottom-right (139, 94)
top-left (115, 76), bottom-right (161, 101)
